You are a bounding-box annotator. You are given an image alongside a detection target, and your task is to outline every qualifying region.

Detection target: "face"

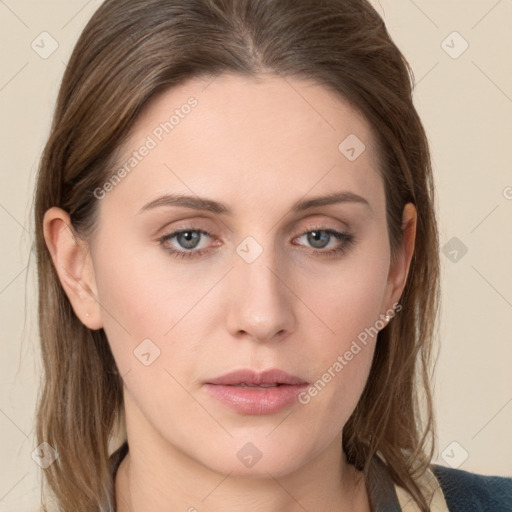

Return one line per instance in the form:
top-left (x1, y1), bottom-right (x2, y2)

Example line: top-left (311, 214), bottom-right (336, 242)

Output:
top-left (51, 73), bottom-right (414, 478)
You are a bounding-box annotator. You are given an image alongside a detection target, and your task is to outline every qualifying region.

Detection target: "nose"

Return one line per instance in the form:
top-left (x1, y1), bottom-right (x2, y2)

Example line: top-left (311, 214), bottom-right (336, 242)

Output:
top-left (224, 239), bottom-right (297, 343)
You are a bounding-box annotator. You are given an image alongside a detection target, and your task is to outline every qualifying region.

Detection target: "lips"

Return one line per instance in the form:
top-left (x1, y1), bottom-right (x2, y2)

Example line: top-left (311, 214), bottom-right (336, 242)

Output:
top-left (205, 368), bottom-right (309, 386)
top-left (203, 368), bottom-right (309, 415)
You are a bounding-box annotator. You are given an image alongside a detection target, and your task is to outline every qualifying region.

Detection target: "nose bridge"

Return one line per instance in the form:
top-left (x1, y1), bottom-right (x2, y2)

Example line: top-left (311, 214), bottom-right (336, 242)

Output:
top-left (225, 233), bottom-right (295, 341)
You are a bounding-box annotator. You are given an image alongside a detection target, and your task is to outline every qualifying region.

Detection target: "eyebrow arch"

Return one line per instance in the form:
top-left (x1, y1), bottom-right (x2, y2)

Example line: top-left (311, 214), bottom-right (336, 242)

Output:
top-left (137, 191), bottom-right (372, 216)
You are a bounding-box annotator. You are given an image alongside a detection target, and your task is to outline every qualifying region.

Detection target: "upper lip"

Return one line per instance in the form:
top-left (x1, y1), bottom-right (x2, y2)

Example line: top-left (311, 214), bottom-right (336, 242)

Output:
top-left (205, 368), bottom-right (309, 386)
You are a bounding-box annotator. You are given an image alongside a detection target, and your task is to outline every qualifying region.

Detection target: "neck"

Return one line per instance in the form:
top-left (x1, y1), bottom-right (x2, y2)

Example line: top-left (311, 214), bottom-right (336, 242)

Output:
top-left (115, 438), bottom-right (369, 512)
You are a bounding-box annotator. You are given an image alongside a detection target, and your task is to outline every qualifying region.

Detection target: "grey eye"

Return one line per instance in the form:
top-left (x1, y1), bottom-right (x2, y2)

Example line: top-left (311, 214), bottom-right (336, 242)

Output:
top-left (306, 231), bottom-right (331, 249)
top-left (175, 231), bottom-right (202, 249)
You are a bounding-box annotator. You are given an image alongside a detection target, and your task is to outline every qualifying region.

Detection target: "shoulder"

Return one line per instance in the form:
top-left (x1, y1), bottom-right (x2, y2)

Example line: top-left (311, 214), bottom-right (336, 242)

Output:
top-left (430, 463), bottom-right (512, 512)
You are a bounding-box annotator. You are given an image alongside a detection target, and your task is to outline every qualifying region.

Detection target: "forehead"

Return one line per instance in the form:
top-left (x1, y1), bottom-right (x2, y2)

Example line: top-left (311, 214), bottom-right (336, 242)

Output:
top-left (102, 72), bottom-right (383, 218)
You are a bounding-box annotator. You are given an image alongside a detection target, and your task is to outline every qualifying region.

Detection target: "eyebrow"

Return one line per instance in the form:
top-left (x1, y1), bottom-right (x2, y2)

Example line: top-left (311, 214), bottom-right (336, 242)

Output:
top-left (137, 191), bottom-right (372, 216)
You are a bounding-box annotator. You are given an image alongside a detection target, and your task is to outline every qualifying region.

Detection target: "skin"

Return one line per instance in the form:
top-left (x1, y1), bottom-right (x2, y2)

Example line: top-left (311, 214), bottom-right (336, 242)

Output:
top-left (43, 73), bottom-right (416, 512)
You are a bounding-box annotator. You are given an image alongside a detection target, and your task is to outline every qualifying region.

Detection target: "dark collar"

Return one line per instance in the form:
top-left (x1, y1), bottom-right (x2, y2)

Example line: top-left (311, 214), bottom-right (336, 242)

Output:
top-left (366, 454), bottom-right (402, 511)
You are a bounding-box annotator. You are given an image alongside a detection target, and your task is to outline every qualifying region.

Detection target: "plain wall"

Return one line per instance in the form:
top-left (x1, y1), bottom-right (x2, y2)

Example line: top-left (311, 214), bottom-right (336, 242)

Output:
top-left (0, 1), bottom-right (511, 510)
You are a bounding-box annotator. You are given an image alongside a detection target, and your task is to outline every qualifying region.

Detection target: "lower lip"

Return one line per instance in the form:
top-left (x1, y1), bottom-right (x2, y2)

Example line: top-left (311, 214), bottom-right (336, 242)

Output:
top-left (203, 383), bottom-right (308, 415)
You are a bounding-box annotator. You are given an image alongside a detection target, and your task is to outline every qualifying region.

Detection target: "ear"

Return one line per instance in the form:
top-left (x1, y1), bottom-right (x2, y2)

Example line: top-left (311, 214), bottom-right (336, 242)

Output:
top-left (42, 207), bottom-right (103, 330)
top-left (382, 202), bottom-right (417, 315)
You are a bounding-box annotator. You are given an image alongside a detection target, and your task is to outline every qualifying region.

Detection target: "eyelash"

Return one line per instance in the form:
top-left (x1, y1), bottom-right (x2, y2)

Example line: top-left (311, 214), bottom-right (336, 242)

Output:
top-left (158, 226), bottom-right (356, 260)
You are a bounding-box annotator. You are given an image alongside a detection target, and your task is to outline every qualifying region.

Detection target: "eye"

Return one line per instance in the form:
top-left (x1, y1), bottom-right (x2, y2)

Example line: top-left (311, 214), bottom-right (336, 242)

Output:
top-left (158, 226), bottom-right (355, 260)
top-left (293, 228), bottom-right (355, 257)
top-left (159, 229), bottom-right (214, 259)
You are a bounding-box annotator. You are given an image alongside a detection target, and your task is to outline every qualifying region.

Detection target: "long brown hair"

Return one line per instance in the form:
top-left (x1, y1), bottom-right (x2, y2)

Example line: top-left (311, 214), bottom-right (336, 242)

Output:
top-left (33, 0), bottom-right (440, 510)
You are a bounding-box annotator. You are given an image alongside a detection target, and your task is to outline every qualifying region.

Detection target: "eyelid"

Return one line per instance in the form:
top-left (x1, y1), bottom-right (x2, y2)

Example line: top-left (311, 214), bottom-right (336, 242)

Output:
top-left (158, 222), bottom-right (355, 260)
top-left (158, 219), bottom-right (349, 244)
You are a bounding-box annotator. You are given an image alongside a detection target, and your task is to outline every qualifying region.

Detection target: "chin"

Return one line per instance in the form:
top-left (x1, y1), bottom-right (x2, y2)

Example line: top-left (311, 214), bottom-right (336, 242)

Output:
top-left (189, 433), bottom-right (319, 479)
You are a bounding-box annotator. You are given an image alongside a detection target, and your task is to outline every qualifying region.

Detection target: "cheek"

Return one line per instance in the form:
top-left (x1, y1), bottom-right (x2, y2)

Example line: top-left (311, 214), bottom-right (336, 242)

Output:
top-left (303, 275), bottom-right (382, 396)
top-left (92, 240), bottom-right (218, 376)
top-left (296, 285), bottom-right (381, 445)
top-left (294, 244), bottom-right (389, 425)
top-left (303, 246), bottom-right (390, 352)
top-left (91, 243), bottom-right (162, 368)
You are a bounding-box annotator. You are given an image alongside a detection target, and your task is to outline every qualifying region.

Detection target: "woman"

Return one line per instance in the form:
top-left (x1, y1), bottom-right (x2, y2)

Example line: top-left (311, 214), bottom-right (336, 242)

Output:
top-left (33, 0), bottom-right (512, 511)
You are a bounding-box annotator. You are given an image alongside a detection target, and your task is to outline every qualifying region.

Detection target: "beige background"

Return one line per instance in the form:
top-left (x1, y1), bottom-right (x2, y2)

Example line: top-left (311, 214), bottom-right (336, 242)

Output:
top-left (1, 0), bottom-right (511, 510)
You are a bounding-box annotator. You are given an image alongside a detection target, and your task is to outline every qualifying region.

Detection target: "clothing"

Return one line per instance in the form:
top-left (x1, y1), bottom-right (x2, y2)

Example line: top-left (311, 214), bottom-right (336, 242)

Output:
top-left (431, 464), bottom-right (512, 512)
top-left (367, 452), bottom-right (512, 511)
top-left (108, 441), bottom-right (512, 511)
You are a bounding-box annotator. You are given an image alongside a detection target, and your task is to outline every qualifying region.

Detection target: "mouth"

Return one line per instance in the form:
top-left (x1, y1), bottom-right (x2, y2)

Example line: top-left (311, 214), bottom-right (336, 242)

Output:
top-left (234, 383), bottom-right (285, 388)
top-left (203, 368), bottom-right (309, 415)
top-left (205, 368), bottom-right (309, 387)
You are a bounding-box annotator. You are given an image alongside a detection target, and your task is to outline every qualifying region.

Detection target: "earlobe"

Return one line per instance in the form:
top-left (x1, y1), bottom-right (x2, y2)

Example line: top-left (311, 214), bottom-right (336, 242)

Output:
top-left (42, 207), bottom-right (103, 330)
